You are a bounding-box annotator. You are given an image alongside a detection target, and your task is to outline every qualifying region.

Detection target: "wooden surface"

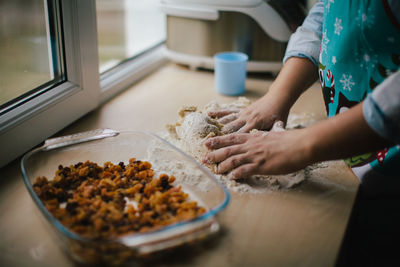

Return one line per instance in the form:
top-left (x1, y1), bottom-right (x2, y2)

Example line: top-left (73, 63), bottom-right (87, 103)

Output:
top-left (0, 63), bottom-right (359, 267)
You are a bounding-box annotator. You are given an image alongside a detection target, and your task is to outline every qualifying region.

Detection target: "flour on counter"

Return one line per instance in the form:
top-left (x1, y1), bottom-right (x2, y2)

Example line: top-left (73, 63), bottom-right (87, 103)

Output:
top-left (153, 98), bottom-right (335, 194)
top-left (286, 112), bottom-right (318, 129)
top-left (146, 140), bottom-right (215, 191)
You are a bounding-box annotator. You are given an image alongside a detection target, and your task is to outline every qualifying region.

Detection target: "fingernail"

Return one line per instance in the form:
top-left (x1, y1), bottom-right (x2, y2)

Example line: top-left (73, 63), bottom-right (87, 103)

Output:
top-left (202, 155), bottom-right (211, 164)
top-left (208, 112), bottom-right (216, 118)
top-left (205, 139), bottom-right (214, 148)
top-left (216, 166), bottom-right (226, 175)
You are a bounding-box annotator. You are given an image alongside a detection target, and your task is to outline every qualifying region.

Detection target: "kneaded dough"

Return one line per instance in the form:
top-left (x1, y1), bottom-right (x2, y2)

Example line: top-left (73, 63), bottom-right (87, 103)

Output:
top-left (176, 112), bottom-right (221, 139)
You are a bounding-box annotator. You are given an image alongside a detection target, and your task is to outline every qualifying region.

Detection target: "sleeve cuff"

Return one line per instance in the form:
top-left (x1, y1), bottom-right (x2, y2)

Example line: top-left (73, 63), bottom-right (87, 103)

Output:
top-left (283, 26), bottom-right (321, 67)
top-left (283, 51), bottom-right (319, 66)
top-left (363, 94), bottom-right (400, 144)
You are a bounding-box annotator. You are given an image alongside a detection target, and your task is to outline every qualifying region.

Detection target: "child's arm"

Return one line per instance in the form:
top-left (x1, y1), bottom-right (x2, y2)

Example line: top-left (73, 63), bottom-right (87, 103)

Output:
top-left (307, 103), bottom-right (393, 164)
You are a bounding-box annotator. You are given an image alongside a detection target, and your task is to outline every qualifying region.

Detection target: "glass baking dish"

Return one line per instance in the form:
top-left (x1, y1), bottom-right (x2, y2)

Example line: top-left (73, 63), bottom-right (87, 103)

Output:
top-left (21, 129), bottom-right (230, 265)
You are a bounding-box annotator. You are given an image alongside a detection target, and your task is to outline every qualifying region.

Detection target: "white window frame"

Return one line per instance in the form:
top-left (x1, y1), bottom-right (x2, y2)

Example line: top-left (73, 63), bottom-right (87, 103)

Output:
top-left (0, 0), bottom-right (167, 168)
top-left (100, 44), bottom-right (167, 104)
top-left (0, 0), bottom-right (100, 167)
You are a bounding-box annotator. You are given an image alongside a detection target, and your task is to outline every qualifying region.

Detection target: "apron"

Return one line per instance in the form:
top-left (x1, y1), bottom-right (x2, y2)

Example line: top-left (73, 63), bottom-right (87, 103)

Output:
top-left (318, 0), bottom-right (400, 181)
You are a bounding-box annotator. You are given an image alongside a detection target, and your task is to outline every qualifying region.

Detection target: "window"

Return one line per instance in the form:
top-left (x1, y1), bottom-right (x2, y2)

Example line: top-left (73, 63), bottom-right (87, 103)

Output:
top-left (96, 0), bottom-right (166, 73)
top-left (0, 0), bottom-right (166, 167)
top-left (0, 0), bottom-right (64, 112)
top-left (96, 0), bottom-right (167, 103)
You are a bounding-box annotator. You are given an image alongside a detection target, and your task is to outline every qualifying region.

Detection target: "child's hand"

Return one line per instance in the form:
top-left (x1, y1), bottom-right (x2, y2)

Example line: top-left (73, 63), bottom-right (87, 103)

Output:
top-left (203, 129), bottom-right (312, 179)
top-left (208, 97), bottom-right (290, 134)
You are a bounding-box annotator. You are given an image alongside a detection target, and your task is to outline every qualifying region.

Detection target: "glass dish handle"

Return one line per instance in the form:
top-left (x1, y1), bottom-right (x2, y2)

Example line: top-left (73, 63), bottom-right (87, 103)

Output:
top-left (43, 128), bottom-right (119, 151)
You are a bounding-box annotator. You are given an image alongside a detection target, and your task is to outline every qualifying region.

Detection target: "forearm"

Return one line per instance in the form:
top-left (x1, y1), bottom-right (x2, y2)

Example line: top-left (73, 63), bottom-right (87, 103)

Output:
top-left (305, 103), bottom-right (394, 163)
top-left (255, 57), bottom-right (319, 120)
top-left (269, 57), bottom-right (318, 107)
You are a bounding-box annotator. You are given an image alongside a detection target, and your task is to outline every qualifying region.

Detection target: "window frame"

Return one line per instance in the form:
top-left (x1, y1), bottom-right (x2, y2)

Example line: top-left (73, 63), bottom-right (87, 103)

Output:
top-left (0, 0), bottom-right (100, 167)
top-left (100, 44), bottom-right (167, 104)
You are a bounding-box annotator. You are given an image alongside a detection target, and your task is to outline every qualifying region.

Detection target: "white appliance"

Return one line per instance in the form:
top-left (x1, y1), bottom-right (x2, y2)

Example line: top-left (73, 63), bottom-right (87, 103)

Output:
top-left (161, 0), bottom-right (306, 73)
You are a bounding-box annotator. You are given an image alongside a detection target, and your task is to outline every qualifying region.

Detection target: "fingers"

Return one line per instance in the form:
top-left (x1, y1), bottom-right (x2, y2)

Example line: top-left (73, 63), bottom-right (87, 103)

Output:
top-left (218, 113), bottom-right (238, 124)
top-left (228, 163), bottom-right (258, 180)
top-left (237, 120), bottom-right (284, 133)
top-left (222, 120), bottom-right (246, 134)
top-left (203, 144), bottom-right (246, 164)
top-left (205, 133), bottom-right (248, 150)
top-left (217, 154), bottom-right (250, 174)
top-left (237, 123), bottom-right (254, 133)
top-left (208, 108), bottom-right (240, 119)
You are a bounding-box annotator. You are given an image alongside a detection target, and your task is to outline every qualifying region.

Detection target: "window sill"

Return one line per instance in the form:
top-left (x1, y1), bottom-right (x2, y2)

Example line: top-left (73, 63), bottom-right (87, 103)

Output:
top-left (100, 44), bottom-right (168, 104)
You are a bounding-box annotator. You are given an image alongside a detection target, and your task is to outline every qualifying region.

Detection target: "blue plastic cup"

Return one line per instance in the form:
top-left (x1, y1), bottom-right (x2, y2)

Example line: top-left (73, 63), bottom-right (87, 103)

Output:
top-left (214, 52), bottom-right (248, 96)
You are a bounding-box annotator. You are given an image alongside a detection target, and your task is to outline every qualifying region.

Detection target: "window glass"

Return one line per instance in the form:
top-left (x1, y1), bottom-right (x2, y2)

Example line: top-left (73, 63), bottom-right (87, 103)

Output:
top-left (96, 0), bottom-right (166, 73)
top-left (0, 0), bottom-right (64, 111)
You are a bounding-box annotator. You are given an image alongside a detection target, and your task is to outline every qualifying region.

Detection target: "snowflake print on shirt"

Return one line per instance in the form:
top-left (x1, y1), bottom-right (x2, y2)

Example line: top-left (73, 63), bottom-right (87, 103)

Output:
top-left (355, 50), bottom-right (378, 71)
top-left (339, 74), bottom-right (355, 91)
top-left (321, 30), bottom-right (330, 55)
top-left (332, 56), bottom-right (337, 64)
top-left (356, 8), bottom-right (375, 28)
top-left (326, 0), bottom-right (334, 12)
top-left (334, 18), bottom-right (343, 35)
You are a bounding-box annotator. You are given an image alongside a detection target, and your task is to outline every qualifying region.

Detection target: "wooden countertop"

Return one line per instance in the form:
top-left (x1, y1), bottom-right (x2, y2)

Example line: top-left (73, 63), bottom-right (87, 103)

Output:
top-left (0, 63), bottom-right (359, 267)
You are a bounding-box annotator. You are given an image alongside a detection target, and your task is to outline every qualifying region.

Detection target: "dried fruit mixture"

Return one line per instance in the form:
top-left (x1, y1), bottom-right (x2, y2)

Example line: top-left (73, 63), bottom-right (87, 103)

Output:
top-left (33, 158), bottom-right (206, 239)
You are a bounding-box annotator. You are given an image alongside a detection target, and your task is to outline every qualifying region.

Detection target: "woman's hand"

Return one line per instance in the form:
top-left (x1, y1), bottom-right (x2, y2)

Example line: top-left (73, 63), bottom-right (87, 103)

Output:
top-left (203, 128), bottom-right (313, 179)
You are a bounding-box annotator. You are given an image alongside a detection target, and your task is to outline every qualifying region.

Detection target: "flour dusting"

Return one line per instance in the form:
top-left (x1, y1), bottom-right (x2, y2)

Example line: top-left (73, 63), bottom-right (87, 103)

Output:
top-left (146, 140), bottom-right (214, 192)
